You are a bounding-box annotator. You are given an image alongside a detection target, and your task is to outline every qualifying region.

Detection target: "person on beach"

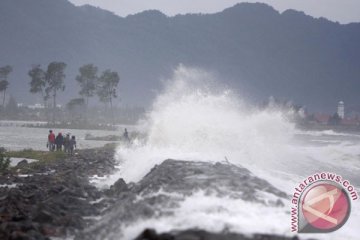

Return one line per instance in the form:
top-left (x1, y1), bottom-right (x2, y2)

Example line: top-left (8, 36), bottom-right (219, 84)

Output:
top-left (63, 133), bottom-right (70, 153)
top-left (55, 132), bottom-right (64, 151)
top-left (123, 128), bottom-right (130, 142)
top-left (47, 130), bottom-right (55, 151)
top-left (69, 136), bottom-right (76, 155)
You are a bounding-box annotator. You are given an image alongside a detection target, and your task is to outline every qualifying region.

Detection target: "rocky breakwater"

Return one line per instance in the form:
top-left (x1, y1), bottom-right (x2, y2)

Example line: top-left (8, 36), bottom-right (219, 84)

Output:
top-left (78, 160), bottom-right (300, 240)
top-left (1, 151), bottom-right (303, 240)
top-left (0, 146), bottom-right (120, 240)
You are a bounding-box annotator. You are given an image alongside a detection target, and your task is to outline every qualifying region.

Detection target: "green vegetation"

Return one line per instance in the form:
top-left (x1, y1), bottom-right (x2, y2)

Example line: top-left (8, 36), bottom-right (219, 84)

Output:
top-left (76, 64), bottom-right (98, 108)
top-left (0, 147), bottom-right (10, 172)
top-left (97, 69), bottom-right (120, 126)
top-left (45, 62), bottom-right (67, 123)
top-left (0, 65), bottom-right (12, 107)
top-left (0, 147), bottom-right (67, 173)
top-left (7, 149), bottom-right (66, 162)
top-left (28, 64), bottom-right (47, 104)
top-left (4, 149), bottom-right (67, 173)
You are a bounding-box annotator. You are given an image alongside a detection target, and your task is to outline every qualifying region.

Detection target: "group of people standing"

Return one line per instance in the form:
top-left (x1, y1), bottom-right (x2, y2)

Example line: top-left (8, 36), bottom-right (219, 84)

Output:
top-left (47, 130), bottom-right (77, 155)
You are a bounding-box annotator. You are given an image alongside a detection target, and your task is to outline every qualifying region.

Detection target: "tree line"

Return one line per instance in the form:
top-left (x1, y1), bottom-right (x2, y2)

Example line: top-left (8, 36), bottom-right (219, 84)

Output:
top-left (0, 63), bottom-right (120, 125)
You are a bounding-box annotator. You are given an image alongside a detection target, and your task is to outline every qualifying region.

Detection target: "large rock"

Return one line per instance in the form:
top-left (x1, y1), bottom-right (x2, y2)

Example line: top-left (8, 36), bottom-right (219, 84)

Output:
top-left (16, 159), bottom-right (28, 167)
top-left (77, 159), bottom-right (290, 240)
top-left (135, 160), bottom-right (288, 202)
top-left (135, 229), bottom-right (300, 240)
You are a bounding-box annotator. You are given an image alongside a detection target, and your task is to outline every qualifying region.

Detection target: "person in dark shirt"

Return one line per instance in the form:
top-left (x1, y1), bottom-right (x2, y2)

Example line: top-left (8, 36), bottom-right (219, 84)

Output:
top-left (55, 132), bottom-right (64, 151)
top-left (69, 136), bottom-right (76, 156)
top-left (63, 133), bottom-right (70, 153)
top-left (123, 128), bottom-right (130, 142)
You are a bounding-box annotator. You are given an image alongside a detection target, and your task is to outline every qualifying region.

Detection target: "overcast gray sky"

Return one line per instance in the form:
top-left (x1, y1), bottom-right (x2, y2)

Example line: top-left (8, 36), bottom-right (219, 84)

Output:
top-left (68, 0), bottom-right (360, 23)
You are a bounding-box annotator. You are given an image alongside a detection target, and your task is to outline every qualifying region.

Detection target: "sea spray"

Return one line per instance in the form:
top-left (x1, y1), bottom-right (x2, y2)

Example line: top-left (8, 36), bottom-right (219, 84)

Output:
top-left (109, 65), bottom-right (296, 185)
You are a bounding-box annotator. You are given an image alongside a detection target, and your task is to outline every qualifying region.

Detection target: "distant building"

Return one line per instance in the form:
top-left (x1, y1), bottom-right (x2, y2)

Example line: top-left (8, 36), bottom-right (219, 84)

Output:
top-left (28, 103), bottom-right (45, 109)
top-left (341, 118), bottom-right (360, 126)
top-left (337, 101), bottom-right (344, 119)
top-left (313, 113), bottom-right (330, 124)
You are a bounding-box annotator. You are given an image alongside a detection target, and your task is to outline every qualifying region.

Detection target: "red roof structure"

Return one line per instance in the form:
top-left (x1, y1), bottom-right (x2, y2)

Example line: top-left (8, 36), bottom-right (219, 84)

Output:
top-left (314, 114), bottom-right (330, 124)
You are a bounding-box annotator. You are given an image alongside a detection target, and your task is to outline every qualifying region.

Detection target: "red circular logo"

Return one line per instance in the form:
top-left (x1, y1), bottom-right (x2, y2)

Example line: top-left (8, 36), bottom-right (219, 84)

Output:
top-left (301, 183), bottom-right (350, 231)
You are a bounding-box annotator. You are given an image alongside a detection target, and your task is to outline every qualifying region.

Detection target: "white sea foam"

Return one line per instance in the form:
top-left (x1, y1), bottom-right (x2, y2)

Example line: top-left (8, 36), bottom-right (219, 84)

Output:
top-left (120, 191), bottom-right (360, 240)
top-left (295, 129), bottom-right (360, 138)
top-left (10, 157), bottom-right (38, 167)
top-left (0, 183), bottom-right (18, 188)
top-left (121, 191), bottom-right (290, 239)
top-left (106, 66), bottom-right (296, 186)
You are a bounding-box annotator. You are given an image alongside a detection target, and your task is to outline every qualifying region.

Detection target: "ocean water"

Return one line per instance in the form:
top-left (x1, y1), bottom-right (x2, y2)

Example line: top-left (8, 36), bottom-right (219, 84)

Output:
top-left (102, 66), bottom-right (359, 239)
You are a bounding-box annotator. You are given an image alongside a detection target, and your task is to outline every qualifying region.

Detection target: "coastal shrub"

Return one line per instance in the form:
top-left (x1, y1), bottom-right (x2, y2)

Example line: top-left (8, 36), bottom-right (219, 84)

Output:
top-left (0, 147), bottom-right (10, 172)
top-left (7, 149), bottom-right (66, 163)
